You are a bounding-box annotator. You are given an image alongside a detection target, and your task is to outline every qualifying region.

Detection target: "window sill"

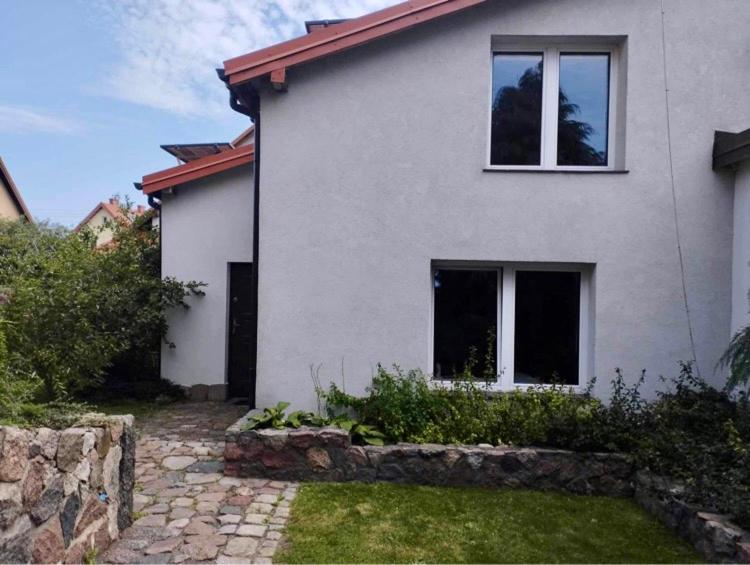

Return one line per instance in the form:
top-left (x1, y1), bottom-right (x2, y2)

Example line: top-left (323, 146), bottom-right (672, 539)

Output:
top-left (483, 168), bottom-right (629, 174)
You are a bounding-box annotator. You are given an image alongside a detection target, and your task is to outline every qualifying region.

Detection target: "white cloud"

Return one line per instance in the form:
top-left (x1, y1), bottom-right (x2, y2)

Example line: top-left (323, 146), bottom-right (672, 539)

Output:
top-left (0, 105), bottom-right (80, 134)
top-left (96, 0), bottom-right (398, 118)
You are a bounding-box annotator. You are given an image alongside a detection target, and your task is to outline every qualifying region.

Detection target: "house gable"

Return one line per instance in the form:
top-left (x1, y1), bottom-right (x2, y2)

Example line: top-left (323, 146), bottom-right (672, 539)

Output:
top-left (0, 157), bottom-right (33, 221)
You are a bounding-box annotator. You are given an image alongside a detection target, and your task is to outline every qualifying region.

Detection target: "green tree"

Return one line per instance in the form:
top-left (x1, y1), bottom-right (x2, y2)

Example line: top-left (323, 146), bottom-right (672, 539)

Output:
top-left (0, 210), bottom-right (202, 403)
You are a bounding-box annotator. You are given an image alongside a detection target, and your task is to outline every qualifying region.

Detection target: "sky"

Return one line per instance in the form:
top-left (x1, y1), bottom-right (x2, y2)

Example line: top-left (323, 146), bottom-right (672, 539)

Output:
top-left (0, 0), bottom-right (396, 227)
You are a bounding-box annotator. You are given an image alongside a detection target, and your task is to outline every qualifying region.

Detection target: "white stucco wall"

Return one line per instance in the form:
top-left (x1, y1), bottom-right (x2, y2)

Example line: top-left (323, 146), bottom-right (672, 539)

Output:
top-left (732, 163), bottom-right (750, 334)
top-left (254, 0), bottom-right (750, 410)
top-left (160, 165), bottom-right (254, 388)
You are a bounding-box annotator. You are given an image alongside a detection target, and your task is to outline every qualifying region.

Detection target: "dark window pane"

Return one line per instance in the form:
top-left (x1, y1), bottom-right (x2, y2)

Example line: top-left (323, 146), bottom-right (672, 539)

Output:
top-left (490, 53), bottom-right (544, 166)
top-left (514, 271), bottom-right (581, 385)
top-left (557, 53), bottom-right (610, 166)
top-left (434, 269), bottom-right (497, 380)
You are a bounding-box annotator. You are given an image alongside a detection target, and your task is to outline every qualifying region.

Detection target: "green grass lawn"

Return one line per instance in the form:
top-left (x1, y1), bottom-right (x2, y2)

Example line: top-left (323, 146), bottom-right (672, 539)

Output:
top-left (276, 483), bottom-right (702, 564)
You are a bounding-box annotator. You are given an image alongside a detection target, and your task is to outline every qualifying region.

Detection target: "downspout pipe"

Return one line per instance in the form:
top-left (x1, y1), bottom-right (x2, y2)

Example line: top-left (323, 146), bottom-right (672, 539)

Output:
top-left (218, 69), bottom-right (260, 408)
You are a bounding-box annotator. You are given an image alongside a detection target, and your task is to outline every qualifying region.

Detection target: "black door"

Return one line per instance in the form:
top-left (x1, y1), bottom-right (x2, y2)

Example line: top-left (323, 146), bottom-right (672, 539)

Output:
top-left (227, 263), bottom-right (255, 400)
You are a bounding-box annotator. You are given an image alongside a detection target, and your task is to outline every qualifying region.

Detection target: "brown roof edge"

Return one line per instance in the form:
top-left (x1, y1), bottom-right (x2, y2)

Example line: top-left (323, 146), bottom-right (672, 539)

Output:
top-left (713, 128), bottom-right (750, 171)
top-left (223, 0), bottom-right (487, 86)
top-left (231, 126), bottom-right (255, 147)
top-left (141, 144), bottom-right (255, 195)
top-left (0, 157), bottom-right (33, 222)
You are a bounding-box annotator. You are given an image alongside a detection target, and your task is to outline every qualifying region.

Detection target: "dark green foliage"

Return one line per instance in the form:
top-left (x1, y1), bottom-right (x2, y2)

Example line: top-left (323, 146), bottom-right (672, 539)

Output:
top-left (245, 402), bottom-right (294, 430)
top-left (242, 401), bottom-right (385, 446)
top-left (0, 211), bottom-right (201, 425)
top-left (324, 365), bottom-right (604, 448)
top-left (636, 364), bottom-right (750, 527)
top-left (719, 290), bottom-right (750, 390)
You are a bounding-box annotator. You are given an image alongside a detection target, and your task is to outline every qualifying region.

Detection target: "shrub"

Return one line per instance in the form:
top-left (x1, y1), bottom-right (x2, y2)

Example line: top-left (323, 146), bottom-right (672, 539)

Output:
top-left (719, 290), bottom-right (750, 390)
top-left (634, 364), bottom-right (750, 526)
top-left (324, 364), bottom-right (605, 448)
top-left (0, 215), bottom-right (202, 403)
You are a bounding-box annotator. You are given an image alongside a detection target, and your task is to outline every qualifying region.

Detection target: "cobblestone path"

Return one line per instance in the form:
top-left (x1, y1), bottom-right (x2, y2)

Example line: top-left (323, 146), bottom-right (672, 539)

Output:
top-left (102, 402), bottom-right (298, 564)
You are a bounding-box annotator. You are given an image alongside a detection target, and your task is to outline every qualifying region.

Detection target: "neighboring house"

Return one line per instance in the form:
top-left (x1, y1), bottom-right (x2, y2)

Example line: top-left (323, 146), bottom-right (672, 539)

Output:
top-left (75, 197), bottom-right (147, 246)
top-left (0, 157), bottom-right (33, 222)
top-left (141, 0), bottom-right (750, 409)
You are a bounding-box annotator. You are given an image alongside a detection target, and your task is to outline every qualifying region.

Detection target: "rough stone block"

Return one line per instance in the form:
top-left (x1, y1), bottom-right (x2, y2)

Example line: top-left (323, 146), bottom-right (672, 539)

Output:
top-left (30, 476), bottom-right (64, 525)
top-left (74, 494), bottom-right (108, 537)
top-left (30, 515), bottom-right (65, 564)
top-left (188, 384), bottom-right (209, 402)
top-left (60, 492), bottom-right (81, 547)
top-left (57, 429), bottom-right (88, 473)
top-left (208, 384), bottom-right (227, 401)
top-left (0, 428), bottom-right (29, 482)
top-left (306, 447), bottom-right (332, 471)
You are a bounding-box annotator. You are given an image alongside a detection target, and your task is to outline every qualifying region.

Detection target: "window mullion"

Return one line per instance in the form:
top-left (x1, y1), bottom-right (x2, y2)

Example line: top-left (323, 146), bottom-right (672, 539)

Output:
top-left (542, 48), bottom-right (560, 168)
top-left (500, 267), bottom-right (515, 389)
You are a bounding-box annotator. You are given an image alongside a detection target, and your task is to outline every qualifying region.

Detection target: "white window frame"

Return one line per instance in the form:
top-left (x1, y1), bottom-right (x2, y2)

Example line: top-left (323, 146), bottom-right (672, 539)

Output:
top-left (429, 263), bottom-right (592, 392)
top-left (486, 44), bottom-right (619, 171)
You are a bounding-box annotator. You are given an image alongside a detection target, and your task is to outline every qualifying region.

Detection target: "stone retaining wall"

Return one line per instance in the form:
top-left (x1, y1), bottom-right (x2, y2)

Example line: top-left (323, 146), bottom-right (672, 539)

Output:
top-left (635, 471), bottom-right (750, 563)
top-left (0, 415), bottom-right (135, 564)
top-left (224, 422), bottom-right (635, 497)
top-left (225, 417), bottom-right (750, 563)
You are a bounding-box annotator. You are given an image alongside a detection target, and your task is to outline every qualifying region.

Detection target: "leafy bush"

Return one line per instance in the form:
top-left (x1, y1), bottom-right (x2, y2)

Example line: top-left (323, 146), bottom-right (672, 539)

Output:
top-left (324, 365), bottom-right (604, 448)
top-left (0, 215), bottom-right (202, 404)
top-left (719, 290), bottom-right (750, 390)
top-left (243, 401), bottom-right (385, 445)
top-left (1, 313), bottom-right (88, 428)
top-left (634, 364), bottom-right (750, 527)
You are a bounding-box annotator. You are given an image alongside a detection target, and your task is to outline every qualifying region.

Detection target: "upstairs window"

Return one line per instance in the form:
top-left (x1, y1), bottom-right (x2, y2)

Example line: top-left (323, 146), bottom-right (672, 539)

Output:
top-left (489, 45), bottom-right (618, 170)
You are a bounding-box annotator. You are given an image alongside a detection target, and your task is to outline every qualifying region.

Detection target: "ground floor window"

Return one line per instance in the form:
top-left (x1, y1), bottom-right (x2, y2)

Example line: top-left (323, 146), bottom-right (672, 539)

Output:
top-left (431, 263), bottom-right (590, 389)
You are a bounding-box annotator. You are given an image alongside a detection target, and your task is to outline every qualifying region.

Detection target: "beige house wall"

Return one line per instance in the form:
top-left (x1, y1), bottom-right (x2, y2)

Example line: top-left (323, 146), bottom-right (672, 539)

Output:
top-left (81, 208), bottom-right (118, 246)
top-left (0, 179), bottom-right (22, 220)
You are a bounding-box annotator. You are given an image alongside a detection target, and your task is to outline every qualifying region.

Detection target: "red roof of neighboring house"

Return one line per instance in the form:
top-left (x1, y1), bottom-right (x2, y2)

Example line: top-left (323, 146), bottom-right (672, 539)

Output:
top-left (141, 144), bottom-right (255, 195)
top-left (223, 0), bottom-right (486, 86)
top-left (0, 157), bottom-right (33, 222)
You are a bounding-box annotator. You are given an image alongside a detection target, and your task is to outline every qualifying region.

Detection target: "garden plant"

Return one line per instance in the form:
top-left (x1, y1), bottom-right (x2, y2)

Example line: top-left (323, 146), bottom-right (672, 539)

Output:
top-left (0, 208), bottom-right (202, 427)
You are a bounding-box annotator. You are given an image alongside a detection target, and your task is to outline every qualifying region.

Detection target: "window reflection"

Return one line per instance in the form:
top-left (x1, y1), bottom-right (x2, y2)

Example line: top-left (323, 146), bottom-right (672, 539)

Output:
top-left (433, 269), bottom-right (497, 380)
top-left (490, 53), bottom-right (544, 166)
top-left (514, 271), bottom-right (581, 385)
top-left (557, 53), bottom-right (610, 166)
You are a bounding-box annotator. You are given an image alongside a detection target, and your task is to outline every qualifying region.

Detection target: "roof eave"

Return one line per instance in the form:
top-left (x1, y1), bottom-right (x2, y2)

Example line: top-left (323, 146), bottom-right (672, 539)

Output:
top-left (141, 144), bottom-right (255, 195)
top-left (713, 129), bottom-right (750, 171)
top-left (222, 0), bottom-right (486, 87)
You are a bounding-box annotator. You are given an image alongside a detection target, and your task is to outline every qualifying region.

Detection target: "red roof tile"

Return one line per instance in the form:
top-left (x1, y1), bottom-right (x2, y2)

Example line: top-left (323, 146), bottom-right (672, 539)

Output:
top-left (223, 0), bottom-right (486, 86)
top-left (141, 144), bottom-right (254, 195)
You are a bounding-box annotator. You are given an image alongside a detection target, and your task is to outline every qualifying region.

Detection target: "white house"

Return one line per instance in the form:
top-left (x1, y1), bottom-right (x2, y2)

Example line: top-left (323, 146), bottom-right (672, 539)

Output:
top-left (140, 131), bottom-right (255, 401)
top-left (140, 0), bottom-right (750, 409)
